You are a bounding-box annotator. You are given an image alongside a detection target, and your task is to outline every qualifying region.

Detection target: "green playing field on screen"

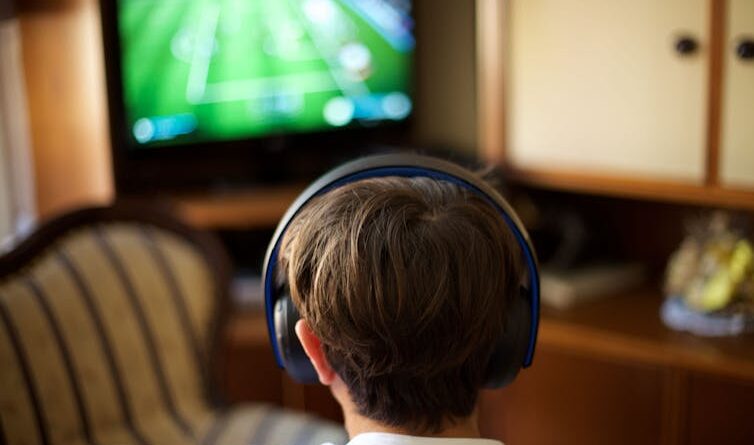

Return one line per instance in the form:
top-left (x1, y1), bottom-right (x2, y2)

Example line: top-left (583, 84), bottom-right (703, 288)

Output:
top-left (117, 0), bottom-right (414, 147)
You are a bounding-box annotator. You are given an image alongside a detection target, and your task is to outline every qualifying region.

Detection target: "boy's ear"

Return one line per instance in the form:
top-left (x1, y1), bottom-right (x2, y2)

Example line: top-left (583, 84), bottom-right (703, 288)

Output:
top-left (294, 319), bottom-right (337, 385)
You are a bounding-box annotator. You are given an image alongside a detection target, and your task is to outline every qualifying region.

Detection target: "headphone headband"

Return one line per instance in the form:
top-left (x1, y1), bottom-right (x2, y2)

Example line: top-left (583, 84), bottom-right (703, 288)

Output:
top-left (263, 153), bottom-right (540, 382)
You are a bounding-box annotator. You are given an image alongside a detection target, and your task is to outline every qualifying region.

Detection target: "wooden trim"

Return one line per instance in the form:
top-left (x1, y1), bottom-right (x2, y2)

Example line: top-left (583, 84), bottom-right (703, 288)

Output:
top-left (475, 0), bottom-right (507, 165)
top-left (506, 166), bottom-right (754, 210)
top-left (660, 369), bottom-right (688, 445)
top-left (19, 0), bottom-right (114, 218)
top-left (706, 0), bottom-right (726, 186)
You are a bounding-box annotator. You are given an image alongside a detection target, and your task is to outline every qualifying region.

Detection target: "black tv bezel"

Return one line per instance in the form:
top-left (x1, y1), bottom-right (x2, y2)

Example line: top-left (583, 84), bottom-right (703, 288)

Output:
top-left (99, 0), bottom-right (415, 195)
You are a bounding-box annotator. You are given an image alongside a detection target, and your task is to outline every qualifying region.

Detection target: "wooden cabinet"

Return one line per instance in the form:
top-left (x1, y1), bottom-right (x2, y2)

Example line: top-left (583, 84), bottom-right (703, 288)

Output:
top-left (720, 0), bottom-right (754, 189)
top-left (477, 0), bottom-right (754, 208)
top-left (687, 373), bottom-right (754, 444)
top-left (480, 349), bottom-right (754, 445)
top-left (506, 0), bottom-right (708, 183)
top-left (477, 291), bottom-right (754, 445)
top-left (479, 348), bottom-right (666, 445)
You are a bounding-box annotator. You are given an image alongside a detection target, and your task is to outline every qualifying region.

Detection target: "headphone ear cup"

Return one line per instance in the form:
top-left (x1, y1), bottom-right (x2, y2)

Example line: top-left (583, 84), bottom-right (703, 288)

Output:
top-left (274, 294), bottom-right (319, 384)
top-left (483, 286), bottom-right (532, 388)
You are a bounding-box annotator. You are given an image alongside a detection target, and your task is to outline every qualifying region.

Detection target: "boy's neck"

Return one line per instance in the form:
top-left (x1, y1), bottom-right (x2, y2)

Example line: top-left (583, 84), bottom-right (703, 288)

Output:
top-left (332, 380), bottom-right (481, 439)
top-left (344, 412), bottom-right (481, 439)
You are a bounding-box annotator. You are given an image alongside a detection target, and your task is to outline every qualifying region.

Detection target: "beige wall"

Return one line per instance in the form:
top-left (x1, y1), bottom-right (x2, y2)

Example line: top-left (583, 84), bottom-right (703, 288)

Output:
top-left (1, 15), bottom-right (36, 246)
top-left (0, 98), bottom-right (12, 244)
top-left (0, 20), bottom-right (14, 242)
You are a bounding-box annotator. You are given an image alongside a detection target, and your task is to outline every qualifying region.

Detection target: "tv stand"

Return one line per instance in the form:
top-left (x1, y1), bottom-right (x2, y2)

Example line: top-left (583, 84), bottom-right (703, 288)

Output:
top-left (169, 183), bottom-right (306, 230)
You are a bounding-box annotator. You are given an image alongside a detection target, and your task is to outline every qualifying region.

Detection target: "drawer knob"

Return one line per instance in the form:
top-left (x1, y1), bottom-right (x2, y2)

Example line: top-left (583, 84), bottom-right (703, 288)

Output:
top-left (675, 36), bottom-right (698, 56)
top-left (736, 39), bottom-right (754, 60)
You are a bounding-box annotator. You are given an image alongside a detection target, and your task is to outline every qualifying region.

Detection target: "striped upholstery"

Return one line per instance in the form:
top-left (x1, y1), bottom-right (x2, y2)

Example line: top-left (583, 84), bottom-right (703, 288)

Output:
top-left (0, 210), bottom-right (346, 445)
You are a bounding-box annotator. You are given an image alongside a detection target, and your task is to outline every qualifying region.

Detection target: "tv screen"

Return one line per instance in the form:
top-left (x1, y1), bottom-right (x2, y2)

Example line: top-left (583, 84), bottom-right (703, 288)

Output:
top-left (114, 0), bottom-right (415, 148)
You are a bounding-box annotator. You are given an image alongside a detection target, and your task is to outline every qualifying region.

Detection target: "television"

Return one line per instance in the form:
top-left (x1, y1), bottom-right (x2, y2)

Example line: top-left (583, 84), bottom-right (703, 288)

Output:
top-left (100, 0), bottom-right (415, 193)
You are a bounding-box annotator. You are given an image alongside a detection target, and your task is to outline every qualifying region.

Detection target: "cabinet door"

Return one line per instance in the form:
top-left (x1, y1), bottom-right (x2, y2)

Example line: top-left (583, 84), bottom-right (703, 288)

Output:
top-left (479, 347), bottom-right (665, 445)
top-left (506, 0), bottom-right (708, 182)
top-left (687, 373), bottom-right (754, 445)
top-left (720, 0), bottom-right (754, 188)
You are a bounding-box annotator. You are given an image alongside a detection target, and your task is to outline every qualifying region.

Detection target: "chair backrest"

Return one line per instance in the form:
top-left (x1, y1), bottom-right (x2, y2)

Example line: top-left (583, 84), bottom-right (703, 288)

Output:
top-left (0, 204), bottom-right (231, 445)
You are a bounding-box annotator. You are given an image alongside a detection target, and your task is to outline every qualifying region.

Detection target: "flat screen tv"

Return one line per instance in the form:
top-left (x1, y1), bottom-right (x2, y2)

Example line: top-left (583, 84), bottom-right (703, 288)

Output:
top-left (101, 0), bottom-right (415, 193)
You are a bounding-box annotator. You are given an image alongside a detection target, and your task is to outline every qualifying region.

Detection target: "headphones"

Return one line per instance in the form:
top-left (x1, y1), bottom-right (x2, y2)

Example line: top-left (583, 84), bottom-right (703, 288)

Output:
top-left (262, 153), bottom-right (540, 388)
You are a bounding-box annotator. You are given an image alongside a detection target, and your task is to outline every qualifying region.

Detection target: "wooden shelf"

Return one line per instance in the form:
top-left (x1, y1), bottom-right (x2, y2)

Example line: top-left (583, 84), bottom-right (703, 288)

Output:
top-left (506, 166), bottom-right (754, 211)
top-left (170, 185), bottom-right (305, 230)
top-left (540, 289), bottom-right (754, 381)
top-left (165, 169), bottom-right (754, 230)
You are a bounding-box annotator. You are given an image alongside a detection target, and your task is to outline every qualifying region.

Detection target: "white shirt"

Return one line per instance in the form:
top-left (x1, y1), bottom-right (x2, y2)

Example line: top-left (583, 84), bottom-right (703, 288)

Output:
top-left (346, 432), bottom-right (504, 445)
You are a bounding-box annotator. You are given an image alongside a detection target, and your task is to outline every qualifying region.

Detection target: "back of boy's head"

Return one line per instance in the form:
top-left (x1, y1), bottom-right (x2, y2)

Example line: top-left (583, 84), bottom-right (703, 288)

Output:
top-left (279, 176), bottom-right (523, 433)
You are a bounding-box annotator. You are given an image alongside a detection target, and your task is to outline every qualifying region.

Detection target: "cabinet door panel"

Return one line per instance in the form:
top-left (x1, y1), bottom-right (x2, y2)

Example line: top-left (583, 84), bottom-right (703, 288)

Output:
top-left (720, 0), bottom-right (754, 188)
top-left (688, 373), bottom-right (754, 445)
top-left (478, 347), bottom-right (664, 445)
top-left (507, 0), bottom-right (708, 182)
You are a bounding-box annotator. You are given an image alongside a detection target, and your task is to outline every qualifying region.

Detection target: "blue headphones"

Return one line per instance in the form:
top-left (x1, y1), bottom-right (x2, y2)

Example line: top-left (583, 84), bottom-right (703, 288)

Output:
top-left (262, 153), bottom-right (540, 387)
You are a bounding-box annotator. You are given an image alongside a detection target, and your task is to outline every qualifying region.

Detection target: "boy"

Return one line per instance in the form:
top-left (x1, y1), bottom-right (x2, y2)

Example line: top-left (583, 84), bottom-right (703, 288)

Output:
top-left (276, 163), bottom-right (528, 444)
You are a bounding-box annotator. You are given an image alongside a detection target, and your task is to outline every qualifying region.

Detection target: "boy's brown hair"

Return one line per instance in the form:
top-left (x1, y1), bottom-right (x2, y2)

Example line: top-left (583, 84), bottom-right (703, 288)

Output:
top-left (279, 176), bottom-right (523, 433)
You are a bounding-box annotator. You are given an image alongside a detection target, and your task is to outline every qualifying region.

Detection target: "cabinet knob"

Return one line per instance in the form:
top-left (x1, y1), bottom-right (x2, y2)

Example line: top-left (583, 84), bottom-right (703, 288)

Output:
top-left (736, 39), bottom-right (754, 60)
top-left (675, 36), bottom-right (698, 56)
